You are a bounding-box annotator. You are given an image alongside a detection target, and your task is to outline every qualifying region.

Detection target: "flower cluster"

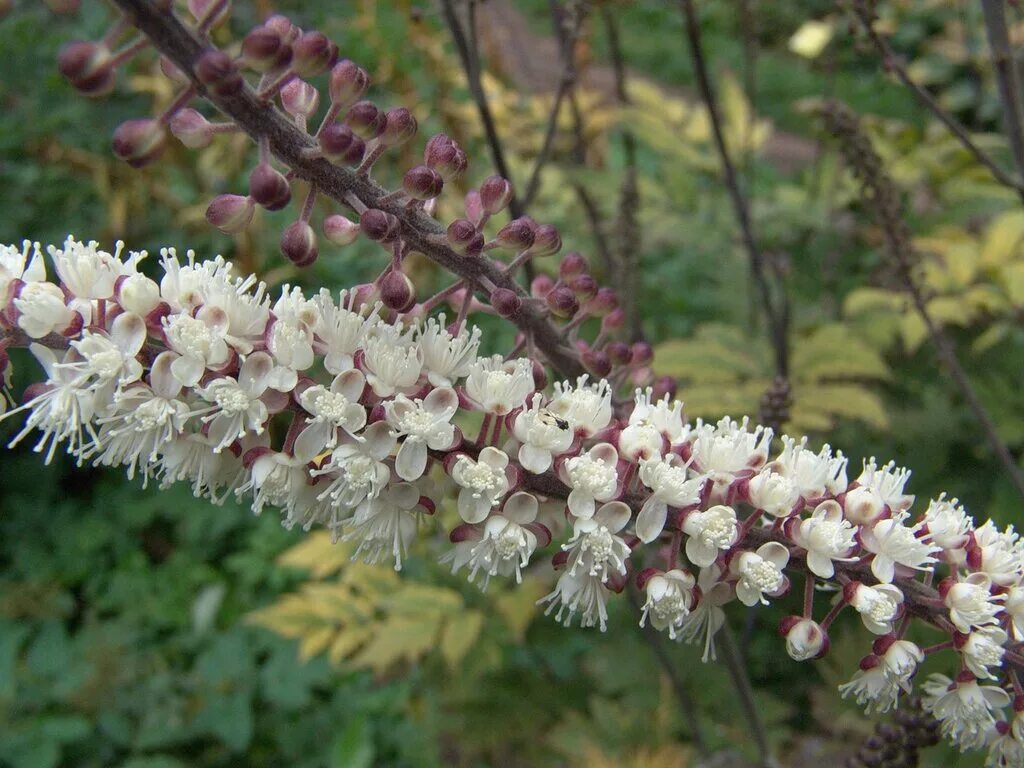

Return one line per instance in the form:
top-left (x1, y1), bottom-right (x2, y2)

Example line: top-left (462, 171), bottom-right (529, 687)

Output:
top-left (3, 239), bottom-right (1024, 763)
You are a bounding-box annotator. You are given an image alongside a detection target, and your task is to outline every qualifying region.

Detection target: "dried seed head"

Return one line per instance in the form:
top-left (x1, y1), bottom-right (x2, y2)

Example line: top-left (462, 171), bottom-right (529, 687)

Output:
top-left (281, 221), bottom-right (318, 266)
top-left (248, 163), bottom-right (292, 210)
top-left (205, 194), bottom-right (255, 234)
top-left (319, 123), bottom-right (365, 164)
top-left (329, 59), bottom-right (369, 107)
top-left (112, 118), bottom-right (167, 168)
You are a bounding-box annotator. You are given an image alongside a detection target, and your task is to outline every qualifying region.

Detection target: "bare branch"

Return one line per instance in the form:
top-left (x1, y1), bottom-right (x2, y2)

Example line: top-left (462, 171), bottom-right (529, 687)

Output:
top-left (980, 0), bottom-right (1024, 192)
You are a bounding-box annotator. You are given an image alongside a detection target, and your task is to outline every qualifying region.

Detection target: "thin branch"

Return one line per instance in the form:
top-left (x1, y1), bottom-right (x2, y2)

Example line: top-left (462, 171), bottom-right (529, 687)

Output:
top-left (980, 0), bottom-right (1024, 190)
top-left (717, 622), bottom-right (777, 768)
top-left (849, 0), bottom-right (1024, 202)
top-left (677, 0), bottom-right (789, 378)
top-left (110, 0), bottom-right (584, 379)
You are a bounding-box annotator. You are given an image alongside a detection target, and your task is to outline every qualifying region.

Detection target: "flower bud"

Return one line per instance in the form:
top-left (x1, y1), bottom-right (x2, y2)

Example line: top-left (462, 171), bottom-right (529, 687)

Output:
top-left (359, 209), bottom-right (400, 242)
top-left (248, 163), bottom-right (292, 210)
top-left (318, 123), bottom-right (365, 164)
top-left (280, 221), bottom-right (318, 267)
top-left (188, 0), bottom-right (230, 29)
top-left (531, 360), bottom-right (548, 391)
top-left (241, 25), bottom-right (292, 72)
top-left (380, 107), bottom-right (417, 147)
top-left (630, 341), bottom-right (653, 366)
top-left (346, 100), bottom-right (386, 140)
top-left (530, 274), bottom-right (554, 298)
top-left (424, 133), bottom-right (467, 180)
top-left (559, 251), bottom-right (588, 279)
top-left (494, 218), bottom-right (536, 251)
top-left (780, 617), bottom-right (828, 661)
top-left (159, 55), bottom-right (189, 85)
top-left (490, 288), bottom-right (521, 319)
top-left (112, 119), bottom-right (166, 168)
top-left (329, 59), bottom-right (369, 106)
top-left (280, 78), bottom-right (319, 120)
top-left (602, 307), bottom-right (626, 333)
top-left (569, 274), bottom-right (598, 301)
top-left (402, 165), bottom-right (443, 200)
top-left (263, 14), bottom-right (298, 42)
top-left (446, 219), bottom-right (483, 257)
top-left (169, 108), bottom-right (214, 148)
top-left (583, 349), bottom-right (611, 378)
top-left (587, 287), bottom-right (619, 317)
top-left (651, 375), bottom-right (677, 401)
top-left (546, 285), bottom-right (579, 319)
top-left (196, 49), bottom-right (243, 98)
top-left (292, 30), bottom-right (336, 77)
top-left (205, 194), bottom-right (255, 234)
top-left (479, 175), bottom-right (513, 215)
top-left (528, 223), bottom-right (562, 257)
top-left (380, 268), bottom-right (415, 312)
top-left (58, 41), bottom-right (115, 96)
top-left (606, 341), bottom-right (631, 365)
top-left (323, 214), bottom-right (360, 245)
top-left (464, 190), bottom-right (484, 225)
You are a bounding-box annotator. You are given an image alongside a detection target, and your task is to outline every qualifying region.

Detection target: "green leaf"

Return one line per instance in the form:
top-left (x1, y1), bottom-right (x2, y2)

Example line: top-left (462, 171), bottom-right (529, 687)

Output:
top-left (330, 716), bottom-right (375, 768)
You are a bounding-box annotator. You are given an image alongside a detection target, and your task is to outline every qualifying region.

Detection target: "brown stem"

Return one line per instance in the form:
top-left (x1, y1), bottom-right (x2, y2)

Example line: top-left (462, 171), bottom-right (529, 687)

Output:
top-left (107, 0), bottom-right (584, 379)
top-left (980, 0), bottom-right (1024, 191)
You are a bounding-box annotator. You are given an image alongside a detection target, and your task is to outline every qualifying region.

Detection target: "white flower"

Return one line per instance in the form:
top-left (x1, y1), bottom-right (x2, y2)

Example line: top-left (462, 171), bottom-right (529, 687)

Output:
top-left (880, 639), bottom-right (923, 691)
top-left (973, 520), bottom-right (1024, 588)
top-left (197, 352), bottom-right (274, 452)
top-left (677, 565), bottom-right (732, 661)
top-left (0, 240), bottom-right (46, 298)
top-left (839, 659), bottom-right (901, 714)
top-left (463, 491), bottom-right (541, 589)
top-left (856, 457), bottom-right (914, 513)
top-left (561, 442), bottom-right (619, 520)
top-left (512, 393), bottom-right (574, 474)
top-left (636, 455), bottom-right (702, 543)
top-left (1005, 586), bottom-right (1024, 640)
top-left (294, 369), bottom-right (368, 462)
top-left (417, 315), bottom-right (481, 387)
top-left (463, 355), bottom-right (533, 415)
top-left (13, 281), bottom-right (76, 338)
top-left (312, 421), bottom-right (396, 510)
top-left (385, 386), bottom-right (459, 481)
top-left (156, 430), bottom-right (244, 503)
top-left (922, 673), bottom-right (1010, 752)
top-left (770, 435), bottom-right (848, 498)
top-left (792, 500), bottom-right (857, 578)
top-left (731, 542), bottom-right (789, 606)
top-left (945, 573), bottom-right (1005, 633)
top-left (539, 569), bottom-right (612, 631)
top-left (361, 323), bottom-right (422, 397)
top-left (987, 722), bottom-right (1024, 768)
top-left (116, 272), bottom-right (161, 316)
top-left (682, 504), bottom-right (738, 568)
top-left (746, 470), bottom-right (800, 518)
top-left (49, 237), bottom-right (143, 300)
top-left (959, 626), bottom-right (1008, 680)
top-left (848, 582), bottom-right (904, 635)
top-left (162, 308), bottom-right (232, 387)
top-left (239, 449), bottom-right (309, 518)
top-left (65, 312), bottom-right (147, 397)
top-left (265, 318), bottom-right (315, 390)
top-left (562, 501), bottom-right (631, 582)
top-left (842, 485), bottom-right (885, 526)
top-left (618, 387), bottom-right (683, 461)
top-left (923, 493), bottom-right (973, 560)
top-left (343, 481), bottom-right (422, 570)
top-left (547, 375), bottom-right (612, 437)
top-left (783, 618), bottom-right (826, 661)
top-left (451, 446), bottom-right (510, 523)
top-left (640, 569), bottom-right (696, 640)
top-left (312, 288), bottom-right (380, 374)
top-left (860, 511), bottom-right (939, 584)
top-left (688, 416), bottom-right (773, 475)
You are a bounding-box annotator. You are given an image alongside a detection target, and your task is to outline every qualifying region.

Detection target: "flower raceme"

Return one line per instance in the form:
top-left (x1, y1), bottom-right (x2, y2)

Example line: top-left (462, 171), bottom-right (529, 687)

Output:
top-left (5, 239), bottom-right (1024, 763)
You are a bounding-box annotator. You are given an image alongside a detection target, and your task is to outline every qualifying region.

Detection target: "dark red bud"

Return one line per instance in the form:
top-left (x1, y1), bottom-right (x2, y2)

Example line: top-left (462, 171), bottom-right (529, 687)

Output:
top-left (329, 59), bottom-right (369, 106)
top-left (318, 122), bottom-right (365, 164)
top-left (169, 108), bottom-right (214, 148)
top-left (479, 175), bottom-right (513, 215)
top-left (528, 223), bottom-right (562, 256)
top-left (292, 30), bottom-right (335, 77)
top-left (531, 360), bottom-right (547, 390)
top-left (323, 214), bottom-right (360, 245)
top-left (248, 163), bottom-right (292, 210)
top-left (380, 107), bottom-right (417, 147)
top-left (587, 287), bottom-right (619, 316)
top-left (402, 165), bottom-right (444, 200)
top-left (424, 133), bottom-right (467, 180)
top-left (583, 349), bottom-right (611, 377)
top-left (263, 14), bottom-right (298, 42)
top-left (205, 194), bottom-right (254, 234)
top-left (280, 78), bottom-right (319, 120)
top-left (280, 221), bottom-right (318, 266)
top-left (495, 218), bottom-right (536, 251)
top-left (58, 41), bottom-right (115, 96)
top-left (380, 269), bottom-right (415, 312)
top-left (530, 274), bottom-right (554, 298)
top-left (559, 251), bottom-right (588, 279)
top-left (346, 100), bottom-right (386, 140)
top-left (546, 285), bottom-right (579, 318)
top-left (360, 208), bottom-right (400, 242)
top-left (447, 218), bottom-right (484, 256)
top-left (651, 375), bottom-right (677, 401)
top-left (490, 288), bottom-right (522, 318)
top-left (241, 26), bottom-right (292, 72)
top-left (630, 341), bottom-right (654, 366)
top-left (196, 49), bottom-right (243, 98)
top-left (601, 307), bottom-right (626, 333)
top-left (569, 274), bottom-right (598, 300)
top-left (112, 118), bottom-right (166, 168)
top-left (606, 341), bottom-right (631, 365)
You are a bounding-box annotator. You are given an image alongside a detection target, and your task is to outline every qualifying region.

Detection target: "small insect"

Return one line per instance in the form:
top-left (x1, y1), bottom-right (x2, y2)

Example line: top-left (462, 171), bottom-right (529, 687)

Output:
top-left (538, 409), bottom-right (570, 431)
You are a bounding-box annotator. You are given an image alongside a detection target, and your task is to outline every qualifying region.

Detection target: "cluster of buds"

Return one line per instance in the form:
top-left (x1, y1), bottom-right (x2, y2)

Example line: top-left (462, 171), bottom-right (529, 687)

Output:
top-left (3, 238), bottom-right (1024, 765)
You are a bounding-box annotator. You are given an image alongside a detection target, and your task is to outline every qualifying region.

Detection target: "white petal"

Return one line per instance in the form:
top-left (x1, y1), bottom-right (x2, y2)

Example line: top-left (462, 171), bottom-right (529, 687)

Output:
top-left (806, 551), bottom-right (835, 579)
top-left (459, 488), bottom-right (491, 524)
top-left (567, 489), bottom-right (595, 520)
top-left (111, 312), bottom-right (147, 354)
top-left (503, 492), bottom-right (539, 524)
top-left (293, 422), bottom-right (331, 464)
top-left (636, 497), bottom-right (667, 543)
top-left (686, 538), bottom-right (717, 568)
top-left (423, 386), bottom-right (458, 419)
top-left (519, 443), bottom-right (552, 474)
top-left (171, 354), bottom-right (204, 387)
top-left (395, 439), bottom-right (428, 481)
top-left (332, 368), bottom-right (366, 401)
top-left (596, 501), bottom-right (632, 534)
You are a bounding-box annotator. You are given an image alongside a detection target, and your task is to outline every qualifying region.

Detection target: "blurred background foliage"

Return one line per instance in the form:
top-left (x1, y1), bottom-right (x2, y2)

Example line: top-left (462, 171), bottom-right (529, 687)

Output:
top-left (2, 0), bottom-right (1024, 766)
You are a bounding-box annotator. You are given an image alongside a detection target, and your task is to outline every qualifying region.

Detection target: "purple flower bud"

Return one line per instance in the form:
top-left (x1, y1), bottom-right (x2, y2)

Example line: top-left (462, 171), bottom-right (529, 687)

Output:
top-left (424, 133), bottom-right (467, 180)
top-left (606, 341), bottom-right (631, 365)
top-left (583, 348), bottom-right (611, 378)
top-left (587, 287), bottom-right (619, 317)
top-left (479, 175), bottom-right (513, 215)
top-left (402, 165), bottom-right (444, 200)
top-left (528, 224), bottom-right (562, 257)
top-left (558, 251), bottom-right (587, 279)
top-left (329, 59), bottom-right (369, 107)
top-left (263, 14), bottom-right (298, 42)
top-left (319, 123), bottom-right (365, 164)
top-left (650, 375), bottom-right (677, 401)
top-left (159, 55), bottom-right (189, 85)
top-left (380, 107), bottom-right (417, 147)
top-left (169, 108), bottom-right (214, 149)
top-left (530, 274), bottom-right (554, 298)
top-left (546, 285), bottom-right (579, 318)
top-left (531, 360), bottom-right (548, 390)
top-left (380, 268), bottom-right (415, 312)
top-left (490, 288), bottom-right (522, 319)
top-left (601, 307), bottom-right (625, 333)
top-left (345, 100), bottom-right (386, 140)
top-left (569, 274), bottom-right (598, 301)
top-left (58, 41), bottom-right (115, 96)
top-left (280, 78), bottom-right (319, 120)
top-left (494, 218), bottom-right (536, 251)
top-left (112, 118), bottom-right (167, 168)
top-left (281, 221), bottom-right (318, 266)
top-left (196, 49), bottom-right (243, 98)
top-left (630, 341), bottom-right (653, 366)
top-left (248, 163), bottom-right (292, 210)
top-left (360, 209), bottom-right (400, 242)
top-left (292, 30), bottom-right (336, 78)
top-left (464, 190), bottom-right (484, 225)
top-left (188, 0), bottom-right (230, 29)
top-left (323, 214), bottom-right (360, 245)
top-left (446, 219), bottom-right (483, 256)
top-left (780, 617), bottom-right (828, 661)
top-left (205, 194), bottom-right (254, 234)
top-left (241, 25), bottom-right (292, 72)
